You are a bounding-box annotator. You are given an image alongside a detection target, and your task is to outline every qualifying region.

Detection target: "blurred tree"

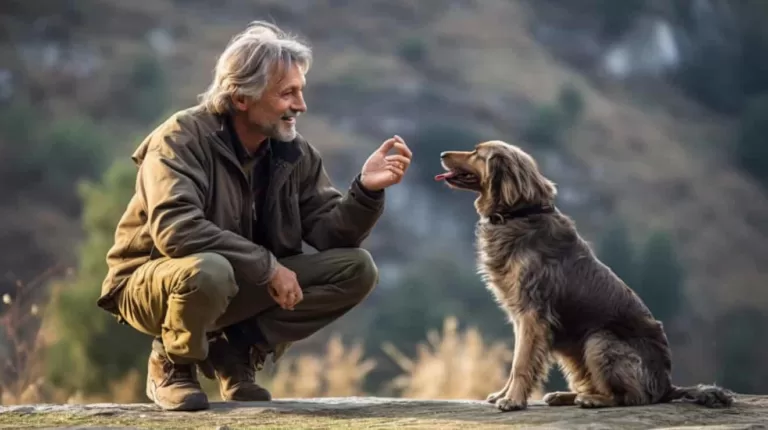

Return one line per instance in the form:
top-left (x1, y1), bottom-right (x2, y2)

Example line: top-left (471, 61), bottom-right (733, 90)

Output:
top-left (124, 50), bottom-right (171, 124)
top-left (397, 37), bottom-right (428, 65)
top-left (713, 306), bottom-right (768, 394)
top-left (0, 97), bottom-right (110, 213)
top-left (360, 255), bottom-right (509, 392)
top-left (522, 83), bottom-right (584, 150)
top-left (593, 0), bottom-right (646, 41)
top-left (522, 104), bottom-right (566, 149)
top-left (671, 0), bottom-right (768, 115)
top-left (43, 158), bottom-right (148, 400)
top-left (635, 230), bottom-right (685, 326)
top-left (557, 82), bottom-right (585, 127)
top-left (735, 93), bottom-right (768, 189)
top-left (596, 217), bottom-right (637, 288)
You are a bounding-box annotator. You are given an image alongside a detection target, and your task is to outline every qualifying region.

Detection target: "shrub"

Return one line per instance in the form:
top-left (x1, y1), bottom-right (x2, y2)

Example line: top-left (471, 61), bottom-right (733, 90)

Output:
top-left (735, 93), bottom-right (768, 189)
top-left (42, 158), bottom-right (148, 401)
top-left (635, 230), bottom-right (685, 325)
top-left (522, 82), bottom-right (585, 149)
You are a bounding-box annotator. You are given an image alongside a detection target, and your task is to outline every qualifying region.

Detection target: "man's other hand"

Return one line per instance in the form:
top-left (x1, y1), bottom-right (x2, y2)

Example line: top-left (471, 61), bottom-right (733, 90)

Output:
top-left (268, 263), bottom-right (303, 310)
top-left (360, 135), bottom-right (413, 191)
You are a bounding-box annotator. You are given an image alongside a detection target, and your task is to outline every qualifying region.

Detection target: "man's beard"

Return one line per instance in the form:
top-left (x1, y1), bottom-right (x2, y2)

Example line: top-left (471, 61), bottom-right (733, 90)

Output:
top-left (254, 112), bottom-right (299, 142)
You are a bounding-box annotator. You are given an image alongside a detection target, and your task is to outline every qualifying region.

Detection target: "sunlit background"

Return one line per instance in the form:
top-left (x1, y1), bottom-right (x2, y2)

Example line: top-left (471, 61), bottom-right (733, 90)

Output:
top-left (2, 0), bottom-right (767, 405)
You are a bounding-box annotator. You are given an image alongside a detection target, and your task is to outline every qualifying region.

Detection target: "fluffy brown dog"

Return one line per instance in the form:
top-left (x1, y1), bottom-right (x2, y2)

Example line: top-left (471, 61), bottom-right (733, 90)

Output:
top-left (435, 140), bottom-right (734, 412)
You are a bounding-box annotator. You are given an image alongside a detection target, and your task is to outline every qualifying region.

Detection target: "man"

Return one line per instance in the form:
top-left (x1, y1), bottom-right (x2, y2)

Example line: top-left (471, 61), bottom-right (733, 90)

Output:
top-left (95, 20), bottom-right (412, 411)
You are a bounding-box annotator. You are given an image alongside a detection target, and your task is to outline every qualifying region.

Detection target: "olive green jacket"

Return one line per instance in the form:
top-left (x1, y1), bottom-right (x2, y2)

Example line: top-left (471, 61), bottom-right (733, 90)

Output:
top-left (97, 105), bottom-right (385, 315)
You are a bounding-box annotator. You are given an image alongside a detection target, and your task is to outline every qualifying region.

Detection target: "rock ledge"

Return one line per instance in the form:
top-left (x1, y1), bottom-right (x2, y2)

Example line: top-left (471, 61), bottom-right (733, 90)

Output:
top-left (2, 395), bottom-right (767, 429)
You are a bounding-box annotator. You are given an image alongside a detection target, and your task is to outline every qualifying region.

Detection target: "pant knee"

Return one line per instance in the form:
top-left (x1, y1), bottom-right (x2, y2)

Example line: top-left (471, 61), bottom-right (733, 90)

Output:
top-left (175, 252), bottom-right (238, 305)
top-left (344, 248), bottom-right (379, 299)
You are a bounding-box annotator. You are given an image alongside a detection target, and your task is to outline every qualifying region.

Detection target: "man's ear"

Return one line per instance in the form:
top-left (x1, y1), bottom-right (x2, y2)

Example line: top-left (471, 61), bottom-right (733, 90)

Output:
top-left (231, 94), bottom-right (249, 112)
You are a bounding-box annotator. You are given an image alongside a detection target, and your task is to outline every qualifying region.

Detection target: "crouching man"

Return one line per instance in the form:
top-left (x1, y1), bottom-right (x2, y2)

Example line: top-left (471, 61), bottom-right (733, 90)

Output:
top-left (95, 20), bottom-right (412, 411)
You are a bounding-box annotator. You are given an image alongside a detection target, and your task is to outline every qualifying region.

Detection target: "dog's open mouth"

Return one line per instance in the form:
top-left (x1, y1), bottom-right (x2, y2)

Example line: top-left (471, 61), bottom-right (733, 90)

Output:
top-left (435, 168), bottom-right (480, 188)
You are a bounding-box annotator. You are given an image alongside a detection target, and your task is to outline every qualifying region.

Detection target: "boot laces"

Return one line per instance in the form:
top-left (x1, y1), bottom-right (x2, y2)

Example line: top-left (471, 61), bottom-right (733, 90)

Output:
top-left (162, 361), bottom-right (197, 385)
top-left (240, 346), bottom-right (256, 380)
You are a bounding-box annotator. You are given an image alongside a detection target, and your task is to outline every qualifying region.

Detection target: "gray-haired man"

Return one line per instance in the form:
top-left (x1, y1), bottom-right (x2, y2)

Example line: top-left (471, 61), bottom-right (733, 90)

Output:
top-left (96, 21), bottom-right (413, 411)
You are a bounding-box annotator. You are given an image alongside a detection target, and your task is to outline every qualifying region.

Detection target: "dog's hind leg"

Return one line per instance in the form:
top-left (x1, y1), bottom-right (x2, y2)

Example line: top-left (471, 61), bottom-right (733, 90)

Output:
top-left (494, 312), bottom-right (552, 412)
top-left (543, 352), bottom-right (595, 406)
top-left (579, 331), bottom-right (651, 408)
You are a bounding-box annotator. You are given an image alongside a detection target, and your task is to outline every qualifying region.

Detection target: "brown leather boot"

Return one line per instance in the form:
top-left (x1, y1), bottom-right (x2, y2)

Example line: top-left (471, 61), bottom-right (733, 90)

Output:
top-left (145, 340), bottom-right (209, 411)
top-left (203, 334), bottom-right (272, 402)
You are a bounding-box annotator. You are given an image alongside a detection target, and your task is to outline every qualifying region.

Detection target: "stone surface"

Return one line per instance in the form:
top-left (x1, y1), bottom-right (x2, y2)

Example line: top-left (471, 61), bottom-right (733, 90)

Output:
top-left (1, 395), bottom-right (767, 429)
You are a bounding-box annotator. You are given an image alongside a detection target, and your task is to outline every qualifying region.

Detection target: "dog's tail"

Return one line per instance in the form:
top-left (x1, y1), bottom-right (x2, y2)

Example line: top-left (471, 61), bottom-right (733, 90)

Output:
top-left (661, 384), bottom-right (735, 408)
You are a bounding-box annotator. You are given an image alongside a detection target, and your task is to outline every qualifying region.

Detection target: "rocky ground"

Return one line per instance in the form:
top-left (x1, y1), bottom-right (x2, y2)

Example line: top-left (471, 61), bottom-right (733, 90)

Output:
top-left (1, 395), bottom-right (767, 429)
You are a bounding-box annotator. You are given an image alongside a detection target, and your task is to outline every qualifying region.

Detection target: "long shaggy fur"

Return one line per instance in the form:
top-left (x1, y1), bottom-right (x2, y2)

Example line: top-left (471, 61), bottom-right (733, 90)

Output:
top-left (437, 140), bottom-right (734, 412)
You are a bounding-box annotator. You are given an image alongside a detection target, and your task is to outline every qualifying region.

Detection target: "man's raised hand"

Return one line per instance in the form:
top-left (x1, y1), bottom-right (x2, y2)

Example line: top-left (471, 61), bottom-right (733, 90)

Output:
top-left (360, 135), bottom-right (413, 191)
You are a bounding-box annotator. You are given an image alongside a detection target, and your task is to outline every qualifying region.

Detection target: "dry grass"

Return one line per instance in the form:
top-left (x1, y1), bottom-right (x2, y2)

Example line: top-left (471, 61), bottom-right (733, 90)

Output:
top-left (382, 316), bottom-right (542, 401)
top-left (2, 311), bottom-right (533, 405)
top-left (266, 334), bottom-right (377, 398)
top-left (0, 270), bottom-right (57, 405)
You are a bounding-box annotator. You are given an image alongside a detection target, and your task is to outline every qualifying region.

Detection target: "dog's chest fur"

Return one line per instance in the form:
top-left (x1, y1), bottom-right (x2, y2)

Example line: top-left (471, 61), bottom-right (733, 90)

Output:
top-left (475, 222), bottom-right (534, 319)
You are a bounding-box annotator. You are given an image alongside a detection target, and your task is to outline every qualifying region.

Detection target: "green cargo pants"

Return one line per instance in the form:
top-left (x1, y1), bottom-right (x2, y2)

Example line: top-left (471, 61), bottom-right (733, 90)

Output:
top-left (115, 248), bottom-right (378, 363)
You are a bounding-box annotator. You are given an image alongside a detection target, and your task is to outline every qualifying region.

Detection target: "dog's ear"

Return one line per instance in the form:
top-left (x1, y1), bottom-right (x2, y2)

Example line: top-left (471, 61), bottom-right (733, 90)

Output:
top-left (487, 153), bottom-right (519, 206)
top-left (513, 161), bottom-right (557, 202)
top-left (487, 151), bottom-right (557, 206)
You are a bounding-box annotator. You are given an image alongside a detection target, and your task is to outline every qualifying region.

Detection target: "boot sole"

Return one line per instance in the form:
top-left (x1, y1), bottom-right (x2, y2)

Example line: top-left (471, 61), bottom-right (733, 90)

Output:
top-left (221, 385), bottom-right (272, 402)
top-left (222, 393), bottom-right (272, 402)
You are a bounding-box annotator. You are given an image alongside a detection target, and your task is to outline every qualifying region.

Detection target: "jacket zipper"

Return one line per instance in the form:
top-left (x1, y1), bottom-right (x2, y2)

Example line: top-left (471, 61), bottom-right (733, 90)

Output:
top-left (209, 134), bottom-right (256, 242)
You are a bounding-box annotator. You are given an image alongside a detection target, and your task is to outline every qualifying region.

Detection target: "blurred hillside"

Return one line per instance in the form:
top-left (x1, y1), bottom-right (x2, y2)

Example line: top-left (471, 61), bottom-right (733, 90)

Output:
top-left (1, 0), bottom-right (767, 404)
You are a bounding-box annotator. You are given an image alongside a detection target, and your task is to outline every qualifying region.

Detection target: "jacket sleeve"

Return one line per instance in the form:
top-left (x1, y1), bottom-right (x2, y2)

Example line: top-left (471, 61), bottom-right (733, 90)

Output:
top-left (298, 144), bottom-right (385, 251)
top-left (137, 131), bottom-right (277, 287)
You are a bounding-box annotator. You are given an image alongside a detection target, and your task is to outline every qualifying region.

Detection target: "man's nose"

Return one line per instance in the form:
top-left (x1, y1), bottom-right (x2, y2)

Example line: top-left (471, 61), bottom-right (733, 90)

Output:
top-left (294, 93), bottom-right (307, 113)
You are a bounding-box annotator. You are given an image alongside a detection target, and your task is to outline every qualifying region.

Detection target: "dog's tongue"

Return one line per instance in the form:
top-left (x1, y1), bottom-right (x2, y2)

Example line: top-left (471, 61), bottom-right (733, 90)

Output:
top-left (435, 171), bottom-right (456, 181)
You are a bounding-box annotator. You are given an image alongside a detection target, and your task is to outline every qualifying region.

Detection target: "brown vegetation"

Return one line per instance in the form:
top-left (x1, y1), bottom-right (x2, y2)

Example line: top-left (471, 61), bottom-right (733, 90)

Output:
top-left (1, 312), bottom-right (528, 405)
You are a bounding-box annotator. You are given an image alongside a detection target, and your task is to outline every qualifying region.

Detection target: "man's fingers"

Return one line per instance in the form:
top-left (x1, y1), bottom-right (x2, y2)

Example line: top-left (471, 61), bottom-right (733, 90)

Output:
top-left (385, 154), bottom-right (411, 166)
top-left (393, 141), bottom-right (413, 159)
top-left (280, 293), bottom-right (291, 309)
top-left (387, 165), bottom-right (405, 179)
top-left (386, 162), bottom-right (406, 175)
top-left (283, 282), bottom-right (302, 309)
top-left (378, 137), bottom-right (397, 154)
top-left (274, 285), bottom-right (292, 309)
top-left (386, 156), bottom-right (410, 175)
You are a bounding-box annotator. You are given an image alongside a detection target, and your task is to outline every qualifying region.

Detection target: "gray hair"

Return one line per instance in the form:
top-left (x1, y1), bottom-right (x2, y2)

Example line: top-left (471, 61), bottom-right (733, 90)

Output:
top-left (198, 20), bottom-right (312, 114)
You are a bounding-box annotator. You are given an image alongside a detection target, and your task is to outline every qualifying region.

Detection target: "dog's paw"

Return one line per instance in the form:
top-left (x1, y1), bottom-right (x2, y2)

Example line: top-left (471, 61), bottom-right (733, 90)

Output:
top-left (486, 390), bottom-right (506, 404)
top-left (496, 398), bottom-right (527, 412)
top-left (543, 391), bottom-right (577, 406)
top-left (574, 394), bottom-right (613, 409)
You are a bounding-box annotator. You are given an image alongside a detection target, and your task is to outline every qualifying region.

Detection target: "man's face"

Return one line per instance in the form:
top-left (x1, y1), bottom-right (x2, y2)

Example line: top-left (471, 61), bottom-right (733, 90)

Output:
top-left (238, 62), bottom-right (307, 142)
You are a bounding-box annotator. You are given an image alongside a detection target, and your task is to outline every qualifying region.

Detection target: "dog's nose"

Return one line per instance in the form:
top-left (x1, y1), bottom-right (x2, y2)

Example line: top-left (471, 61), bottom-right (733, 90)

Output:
top-left (440, 152), bottom-right (448, 159)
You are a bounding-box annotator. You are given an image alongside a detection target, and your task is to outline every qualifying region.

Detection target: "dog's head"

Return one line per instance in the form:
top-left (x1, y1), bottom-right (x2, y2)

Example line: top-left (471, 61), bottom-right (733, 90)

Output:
top-left (436, 140), bottom-right (557, 216)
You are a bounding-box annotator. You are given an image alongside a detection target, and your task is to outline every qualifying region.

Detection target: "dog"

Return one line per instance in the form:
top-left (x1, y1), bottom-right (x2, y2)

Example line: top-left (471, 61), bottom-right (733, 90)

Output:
top-left (435, 140), bottom-right (734, 412)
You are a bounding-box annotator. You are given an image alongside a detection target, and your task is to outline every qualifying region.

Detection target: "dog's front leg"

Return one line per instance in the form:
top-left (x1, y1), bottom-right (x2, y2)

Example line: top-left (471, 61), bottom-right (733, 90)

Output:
top-left (487, 319), bottom-right (518, 404)
top-left (496, 312), bottom-right (550, 412)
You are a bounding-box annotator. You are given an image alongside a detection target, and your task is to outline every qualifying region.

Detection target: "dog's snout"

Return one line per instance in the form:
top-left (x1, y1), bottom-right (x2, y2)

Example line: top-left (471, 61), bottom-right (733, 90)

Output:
top-left (440, 152), bottom-right (448, 159)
